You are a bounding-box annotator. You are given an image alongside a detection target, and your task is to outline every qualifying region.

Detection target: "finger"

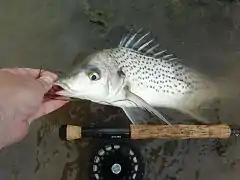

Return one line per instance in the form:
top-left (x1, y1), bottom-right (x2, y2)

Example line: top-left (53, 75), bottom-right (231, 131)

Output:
top-left (37, 70), bottom-right (58, 80)
top-left (27, 100), bottom-right (69, 123)
top-left (37, 76), bottom-right (57, 92)
top-left (1, 68), bottom-right (41, 77)
top-left (1, 68), bottom-right (58, 79)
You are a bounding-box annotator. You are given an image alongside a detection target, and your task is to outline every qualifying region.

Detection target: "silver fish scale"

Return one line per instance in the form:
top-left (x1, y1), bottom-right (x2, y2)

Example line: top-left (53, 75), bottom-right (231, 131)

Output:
top-left (109, 47), bottom-right (197, 95)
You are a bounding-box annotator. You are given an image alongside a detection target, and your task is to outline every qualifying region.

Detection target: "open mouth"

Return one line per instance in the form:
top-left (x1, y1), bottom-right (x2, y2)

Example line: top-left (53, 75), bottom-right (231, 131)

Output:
top-left (44, 85), bottom-right (70, 101)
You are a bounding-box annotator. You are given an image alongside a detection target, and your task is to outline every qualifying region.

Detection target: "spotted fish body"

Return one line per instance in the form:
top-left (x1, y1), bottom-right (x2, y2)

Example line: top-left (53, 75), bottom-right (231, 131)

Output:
top-left (109, 32), bottom-right (219, 121)
top-left (55, 29), bottom-right (222, 125)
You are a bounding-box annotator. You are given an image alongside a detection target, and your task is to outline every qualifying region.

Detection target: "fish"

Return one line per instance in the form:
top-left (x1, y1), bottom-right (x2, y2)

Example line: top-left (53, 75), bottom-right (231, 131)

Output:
top-left (53, 28), bottom-right (232, 125)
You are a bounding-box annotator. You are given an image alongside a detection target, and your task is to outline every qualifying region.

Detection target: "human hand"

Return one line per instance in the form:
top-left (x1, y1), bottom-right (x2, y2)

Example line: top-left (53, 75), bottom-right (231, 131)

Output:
top-left (0, 68), bottom-right (69, 149)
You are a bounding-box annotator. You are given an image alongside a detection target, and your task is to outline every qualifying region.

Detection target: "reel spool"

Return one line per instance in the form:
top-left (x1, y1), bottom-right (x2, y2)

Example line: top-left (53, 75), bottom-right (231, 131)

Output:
top-left (89, 141), bottom-right (144, 180)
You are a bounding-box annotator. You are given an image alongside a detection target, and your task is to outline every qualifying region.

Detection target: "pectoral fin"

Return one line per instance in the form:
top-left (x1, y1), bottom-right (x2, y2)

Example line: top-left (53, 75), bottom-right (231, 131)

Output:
top-left (122, 107), bottom-right (151, 124)
top-left (125, 87), bottom-right (172, 125)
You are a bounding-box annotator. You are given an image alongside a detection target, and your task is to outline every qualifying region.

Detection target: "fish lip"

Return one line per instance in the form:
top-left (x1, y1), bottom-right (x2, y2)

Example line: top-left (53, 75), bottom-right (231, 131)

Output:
top-left (53, 81), bottom-right (76, 97)
top-left (55, 90), bottom-right (73, 97)
top-left (53, 81), bottom-right (73, 92)
top-left (53, 81), bottom-right (69, 89)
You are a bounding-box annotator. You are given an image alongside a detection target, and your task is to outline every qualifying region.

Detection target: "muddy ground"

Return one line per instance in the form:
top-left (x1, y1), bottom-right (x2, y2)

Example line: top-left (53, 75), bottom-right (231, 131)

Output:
top-left (0, 0), bottom-right (240, 180)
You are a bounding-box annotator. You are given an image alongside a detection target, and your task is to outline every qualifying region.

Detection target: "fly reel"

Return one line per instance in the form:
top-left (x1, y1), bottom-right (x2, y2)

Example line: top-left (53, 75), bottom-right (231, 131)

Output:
top-left (89, 141), bottom-right (145, 180)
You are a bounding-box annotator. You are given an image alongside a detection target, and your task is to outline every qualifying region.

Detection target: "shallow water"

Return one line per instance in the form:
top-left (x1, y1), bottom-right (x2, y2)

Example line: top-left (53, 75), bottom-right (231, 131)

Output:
top-left (0, 0), bottom-right (240, 179)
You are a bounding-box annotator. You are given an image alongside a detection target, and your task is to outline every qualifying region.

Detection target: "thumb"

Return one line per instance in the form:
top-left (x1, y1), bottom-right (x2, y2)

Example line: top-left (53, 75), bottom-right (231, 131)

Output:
top-left (37, 76), bottom-right (55, 92)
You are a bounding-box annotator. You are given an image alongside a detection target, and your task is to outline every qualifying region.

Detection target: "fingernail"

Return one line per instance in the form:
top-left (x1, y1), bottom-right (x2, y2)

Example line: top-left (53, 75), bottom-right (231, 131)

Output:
top-left (38, 76), bottom-right (54, 84)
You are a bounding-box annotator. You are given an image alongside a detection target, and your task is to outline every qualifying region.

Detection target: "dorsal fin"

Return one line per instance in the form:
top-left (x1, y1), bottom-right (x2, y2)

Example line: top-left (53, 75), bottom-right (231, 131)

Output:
top-left (118, 28), bottom-right (181, 62)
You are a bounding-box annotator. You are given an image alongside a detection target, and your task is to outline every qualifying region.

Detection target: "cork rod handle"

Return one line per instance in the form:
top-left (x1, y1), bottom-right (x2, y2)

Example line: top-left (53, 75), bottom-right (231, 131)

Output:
top-left (130, 124), bottom-right (231, 139)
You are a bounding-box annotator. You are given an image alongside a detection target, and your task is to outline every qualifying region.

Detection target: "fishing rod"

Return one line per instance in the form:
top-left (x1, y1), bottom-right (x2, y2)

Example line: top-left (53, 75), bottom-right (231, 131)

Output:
top-left (59, 124), bottom-right (240, 180)
top-left (59, 124), bottom-right (240, 141)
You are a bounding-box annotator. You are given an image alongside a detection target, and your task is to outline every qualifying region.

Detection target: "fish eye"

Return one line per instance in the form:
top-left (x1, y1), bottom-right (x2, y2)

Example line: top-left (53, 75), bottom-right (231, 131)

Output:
top-left (88, 72), bottom-right (100, 81)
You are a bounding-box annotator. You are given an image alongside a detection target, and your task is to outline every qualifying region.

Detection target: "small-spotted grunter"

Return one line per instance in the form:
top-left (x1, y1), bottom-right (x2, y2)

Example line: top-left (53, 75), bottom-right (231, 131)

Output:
top-left (54, 28), bottom-right (231, 125)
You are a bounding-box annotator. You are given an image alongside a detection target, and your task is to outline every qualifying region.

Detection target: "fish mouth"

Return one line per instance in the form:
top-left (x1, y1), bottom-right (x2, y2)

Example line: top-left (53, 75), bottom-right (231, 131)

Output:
top-left (44, 81), bottom-right (75, 101)
top-left (52, 81), bottom-right (77, 98)
top-left (44, 84), bottom-right (68, 101)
